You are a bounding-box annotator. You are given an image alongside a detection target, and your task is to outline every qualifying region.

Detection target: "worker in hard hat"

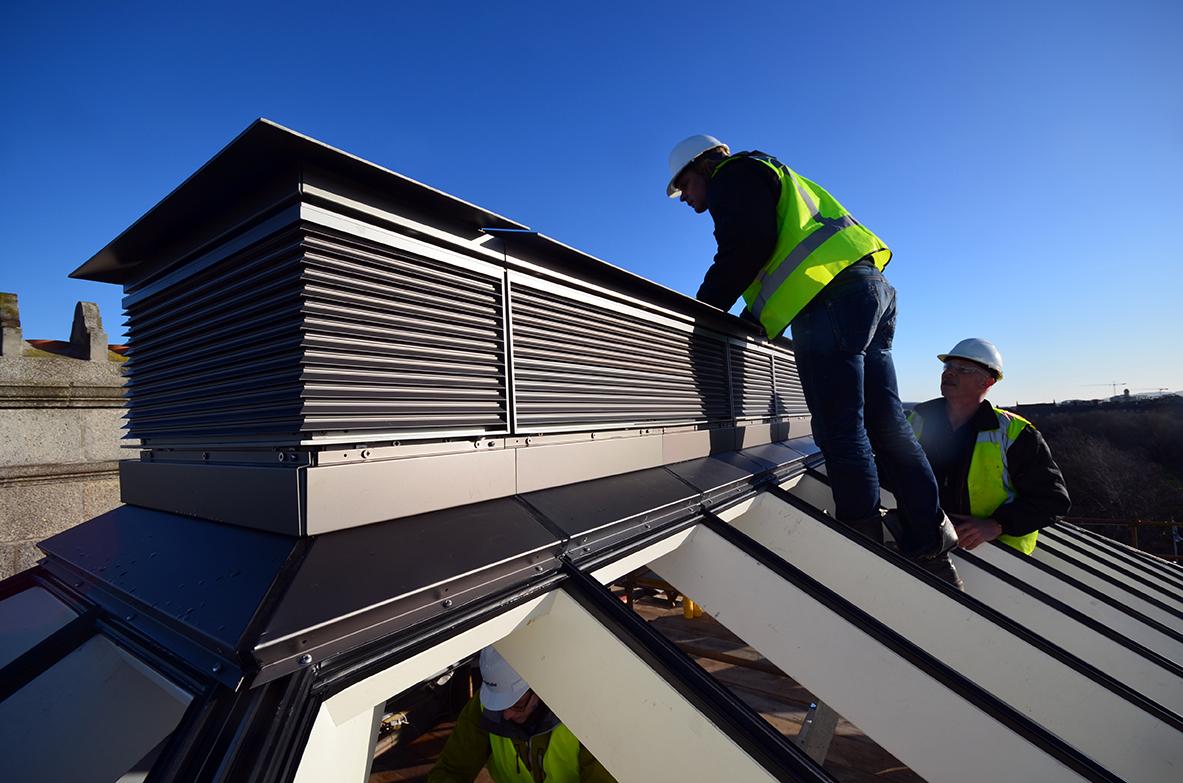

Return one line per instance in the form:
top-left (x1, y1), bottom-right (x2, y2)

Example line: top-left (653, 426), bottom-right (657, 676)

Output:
top-left (428, 647), bottom-right (616, 783)
top-left (905, 339), bottom-right (1070, 555)
top-left (667, 135), bottom-right (959, 582)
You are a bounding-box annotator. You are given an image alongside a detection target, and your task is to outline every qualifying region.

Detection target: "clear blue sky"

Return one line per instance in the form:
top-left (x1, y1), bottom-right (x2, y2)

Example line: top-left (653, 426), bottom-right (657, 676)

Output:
top-left (2, 0), bottom-right (1179, 405)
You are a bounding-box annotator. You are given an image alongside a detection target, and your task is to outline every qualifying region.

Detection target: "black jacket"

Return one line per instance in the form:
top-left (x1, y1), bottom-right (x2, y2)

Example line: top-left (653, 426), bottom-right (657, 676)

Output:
top-left (910, 398), bottom-right (1071, 537)
top-left (695, 152), bottom-right (781, 310)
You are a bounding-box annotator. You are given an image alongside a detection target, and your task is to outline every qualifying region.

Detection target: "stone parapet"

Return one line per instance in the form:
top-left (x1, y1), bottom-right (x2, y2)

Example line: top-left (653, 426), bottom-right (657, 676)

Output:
top-left (0, 293), bottom-right (130, 579)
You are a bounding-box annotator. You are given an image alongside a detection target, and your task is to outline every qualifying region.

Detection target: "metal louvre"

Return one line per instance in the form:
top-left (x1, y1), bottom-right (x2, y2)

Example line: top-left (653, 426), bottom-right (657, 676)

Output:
top-left (296, 230), bottom-right (507, 437)
top-left (510, 284), bottom-right (730, 430)
top-left (774, 355), bottom-right (809, 415)
top-left (121, 227), bottom-right (508, 445)
top-left (729, 343), bottom-right (776, 419)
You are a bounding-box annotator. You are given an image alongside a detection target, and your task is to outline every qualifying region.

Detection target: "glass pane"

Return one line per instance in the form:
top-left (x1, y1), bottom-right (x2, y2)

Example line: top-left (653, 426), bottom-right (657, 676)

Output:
top-left (0, 635), bottom-right (193, 783)
top-left (0, 586), bottom-right (78, 668)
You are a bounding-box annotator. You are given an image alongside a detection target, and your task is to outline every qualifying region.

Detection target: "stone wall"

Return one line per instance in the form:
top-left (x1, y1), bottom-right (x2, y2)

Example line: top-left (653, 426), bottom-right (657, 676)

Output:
top-left (0, 292), bottom-right (129, 579)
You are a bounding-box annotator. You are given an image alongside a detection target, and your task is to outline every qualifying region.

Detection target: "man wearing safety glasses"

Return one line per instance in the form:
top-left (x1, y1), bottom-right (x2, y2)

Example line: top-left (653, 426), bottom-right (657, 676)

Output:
top-left (905, 339), bottom-right (1070, 555)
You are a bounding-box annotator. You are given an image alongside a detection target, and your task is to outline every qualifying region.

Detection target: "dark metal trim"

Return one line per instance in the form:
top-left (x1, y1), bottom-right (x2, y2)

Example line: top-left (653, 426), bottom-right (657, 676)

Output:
top-left (1057, 523), bottom-right (1183, 582)
top-left (1033, 537), bottom-right (1183, 622)
top-left (1039, 527), bottom-right (1183, 598)
top-left (957, 549), bottom-right (1183, 680)
top-left (701, 512), bottom-right (1122, 783)
top-left (561, 563), bottom-right (835, 783)
top-left (769, 486), bottom-right (1183, 732)
top-left (988, 538), bottom-right (1183, 644)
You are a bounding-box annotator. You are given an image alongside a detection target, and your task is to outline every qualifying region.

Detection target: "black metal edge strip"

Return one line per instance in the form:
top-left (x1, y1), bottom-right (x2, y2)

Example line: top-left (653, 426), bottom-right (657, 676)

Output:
top-left (561, 563), bottom-right (834, 783)
top-left (700, 513), bottom-right (1122, 783)
top-left (251, 548), bottom-right (563, 685)
top-left (1041, 527), bottom-right (1183, 594)
top-left (1057, 523), bottom-right (1183, 577)
top-left (1033, 537), bottom-right (1183, 622)
top-left (768, 485), bottom-right (1183, 731)
top-left (988, 538), bottom-right (1183, 645)
top-left (0, 609), bottom-right (98, 703)
top-left (956, 548), bottom-right (1183, 680)
top-left (38, 558), bottom-right (243, 690)
top-left (311, 571), bottom-right (566, 698)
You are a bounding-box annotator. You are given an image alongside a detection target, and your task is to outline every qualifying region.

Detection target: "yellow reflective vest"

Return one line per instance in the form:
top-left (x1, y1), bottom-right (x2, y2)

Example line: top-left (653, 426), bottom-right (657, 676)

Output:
top-left (713, 153), bottom-right (891, 339)
top-left (488, 725), bottom-right (582, 783)
top-left (909, 407), bottom-right (1039, 555)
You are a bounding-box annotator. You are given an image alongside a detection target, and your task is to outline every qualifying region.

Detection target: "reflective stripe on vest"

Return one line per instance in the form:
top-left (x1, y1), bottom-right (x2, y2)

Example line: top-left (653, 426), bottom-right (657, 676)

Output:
top-left (487, 725), bottom-right (582, 783)
top-left (908, 408), bottom-right (1039, 555)
top-left (713, 153), bottom-right (891, 338)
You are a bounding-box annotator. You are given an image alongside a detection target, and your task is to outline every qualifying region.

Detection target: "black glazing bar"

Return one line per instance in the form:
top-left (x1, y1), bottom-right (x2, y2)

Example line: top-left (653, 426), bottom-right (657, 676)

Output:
top-left (1034, 538), bottom-right (1183, 623)
top-left (956, 548), bottom-right (1183, 681)
top-left (0, 610), bottom-right (97, 703)
top-left (1057, 522), bottom-right (1183, 579)
top-left (1040, 527), bottom-right (1183, 598)
top-left (989, 537), bottom-right (1183, 645)
top-left (312, 572), bottom-right (566, 698)
top-left (767, 486), bottom-right (1183, 732)
top-left (700, 512), bottom-right (1122, 783)
top-left (560, 563), bottom-right (835, 783)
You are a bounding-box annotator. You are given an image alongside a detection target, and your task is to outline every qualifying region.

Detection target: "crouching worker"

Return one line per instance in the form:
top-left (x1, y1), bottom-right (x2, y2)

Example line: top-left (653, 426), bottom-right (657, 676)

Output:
top-left (428, 647), bottom-right (617, 783)
top-left (907, 338), bottom-right (1070, 555)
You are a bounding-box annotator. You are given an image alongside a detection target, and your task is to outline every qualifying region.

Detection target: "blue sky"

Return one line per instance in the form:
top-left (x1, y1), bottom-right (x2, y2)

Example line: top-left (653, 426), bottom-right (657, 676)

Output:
top-left (1, 0), bottom-right (1179, 405)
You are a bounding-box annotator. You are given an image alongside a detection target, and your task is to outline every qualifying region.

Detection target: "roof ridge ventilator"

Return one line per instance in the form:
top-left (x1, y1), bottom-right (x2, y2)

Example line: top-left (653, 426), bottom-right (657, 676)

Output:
top-left (71, 119), bottom-right (813, 535)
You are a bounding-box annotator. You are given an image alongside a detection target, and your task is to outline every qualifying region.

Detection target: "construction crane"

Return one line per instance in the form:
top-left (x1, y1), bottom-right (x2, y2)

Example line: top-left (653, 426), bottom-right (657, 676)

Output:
top-left (1083, 381), bottom-right (1127, 396)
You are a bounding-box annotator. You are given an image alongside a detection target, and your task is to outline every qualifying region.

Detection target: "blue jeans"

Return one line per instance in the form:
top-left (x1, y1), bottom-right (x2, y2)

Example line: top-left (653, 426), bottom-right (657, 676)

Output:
top-left (791, 263), bottom-right (942, 550)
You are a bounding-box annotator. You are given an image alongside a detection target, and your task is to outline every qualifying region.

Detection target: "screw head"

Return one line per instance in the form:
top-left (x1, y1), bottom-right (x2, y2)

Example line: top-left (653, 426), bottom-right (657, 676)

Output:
top-left (298, 654), bottom-right (313, 667)
top-left (361, 449), bottom-right (373, 459)
top-left (442, 599), bottom-right (453, 608)
top-left (211, 663), bottom-right (222, 673)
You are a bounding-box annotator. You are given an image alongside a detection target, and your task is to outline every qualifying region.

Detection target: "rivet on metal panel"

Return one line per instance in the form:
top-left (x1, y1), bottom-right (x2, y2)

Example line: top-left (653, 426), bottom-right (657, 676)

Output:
top-left (362, 449), bottom-right (373, 459)
top-left (298, 654), bottom-right (313, 667)
top-left (524, 438), bottom-right (531, 446)
top-left (535, 565), bottom-right (544, 572)
top-left (125, 613), bottom-right (135, 621)
top-left (277, 452), bottom-right (286, 462)
top-left (442, 599), bottom-right (453, 608)
top-left (211, 663), bottom-right (222, 673)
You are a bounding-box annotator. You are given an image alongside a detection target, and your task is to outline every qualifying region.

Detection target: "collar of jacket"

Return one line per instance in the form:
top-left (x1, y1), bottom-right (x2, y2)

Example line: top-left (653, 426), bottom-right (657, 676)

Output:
top-left (915, 398), bottom-right (1000, 433)
top-left (480, 703), bottom-right (562, 741)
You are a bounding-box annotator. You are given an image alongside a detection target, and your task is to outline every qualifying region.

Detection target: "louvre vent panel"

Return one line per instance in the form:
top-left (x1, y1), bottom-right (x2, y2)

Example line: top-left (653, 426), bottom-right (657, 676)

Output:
top-left (730, 344), bottom-right (777, 419)
top-left (122, 227), bottom-right (508, 444)
top-left (512, 286), bottom-right (730, 428)
top-left (774, 356), bottom-right (809, 415)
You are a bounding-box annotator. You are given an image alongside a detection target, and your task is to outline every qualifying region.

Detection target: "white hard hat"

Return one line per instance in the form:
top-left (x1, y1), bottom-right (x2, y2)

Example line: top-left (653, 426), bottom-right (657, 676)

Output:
top-left (479, 647), bottom-right (529, 711)
top-left (939, 338), bottom-right (1004, 380)
top-left (667, 134), bottom-right (729, 197)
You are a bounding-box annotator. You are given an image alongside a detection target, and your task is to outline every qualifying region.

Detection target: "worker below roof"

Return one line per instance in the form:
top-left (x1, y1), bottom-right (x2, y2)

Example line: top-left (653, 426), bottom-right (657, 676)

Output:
top-left (667, 135), bottom-right (959, 582)
top-left (906, 339), bottom-right (1071, 555)
top-left (429, 647), bottom-right (616, 783)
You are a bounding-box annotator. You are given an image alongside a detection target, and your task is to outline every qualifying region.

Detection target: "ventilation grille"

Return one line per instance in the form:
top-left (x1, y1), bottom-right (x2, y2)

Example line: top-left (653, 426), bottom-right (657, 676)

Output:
top-left (729, 343), bottom-right (776, 419)
top-left (511, 285), bottom-right (731, 430)
top-left (123, 228), bottom-right (508, 445)
top-left (773, 355), bottom-right (809, 415)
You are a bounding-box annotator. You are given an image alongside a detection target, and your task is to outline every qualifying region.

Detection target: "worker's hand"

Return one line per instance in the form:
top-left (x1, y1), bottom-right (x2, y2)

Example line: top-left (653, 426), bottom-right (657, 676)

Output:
top-left (951, 514), bottom-right (1003, 550)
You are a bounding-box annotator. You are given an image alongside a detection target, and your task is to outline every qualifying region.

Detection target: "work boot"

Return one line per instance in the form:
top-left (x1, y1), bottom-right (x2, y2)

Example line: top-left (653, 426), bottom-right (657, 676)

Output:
top-left (914, 553), bottom-right (966, 591)
top-left (842, 511), bottom-right (885, 545)
top-left (901, 512), bottom-right (959, 561)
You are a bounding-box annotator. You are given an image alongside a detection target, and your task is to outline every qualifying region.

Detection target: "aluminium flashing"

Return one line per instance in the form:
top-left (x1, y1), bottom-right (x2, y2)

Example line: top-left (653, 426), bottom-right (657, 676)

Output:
top-left (70, 119), bottom-right (525, 286)
top-left (118, 422), bottom-right (816, 534)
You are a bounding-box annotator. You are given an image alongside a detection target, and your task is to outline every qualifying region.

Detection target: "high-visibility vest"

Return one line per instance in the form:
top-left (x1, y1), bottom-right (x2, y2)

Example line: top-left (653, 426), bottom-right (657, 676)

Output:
top-left (487, 724), bottom-right (582, 783)
top-left (909, 407), bottom-right (1039, 555)
top-left (714, 153), bottom-right (891, 339)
